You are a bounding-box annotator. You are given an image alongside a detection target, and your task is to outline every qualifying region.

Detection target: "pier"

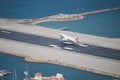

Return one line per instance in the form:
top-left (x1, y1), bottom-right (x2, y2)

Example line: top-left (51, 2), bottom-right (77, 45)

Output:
top-left (0, 7), bottom-right (120, 79)
top-left (29, 7), bottom-right (120, 25)
top-left (81, 7), bottom-right (120, 16)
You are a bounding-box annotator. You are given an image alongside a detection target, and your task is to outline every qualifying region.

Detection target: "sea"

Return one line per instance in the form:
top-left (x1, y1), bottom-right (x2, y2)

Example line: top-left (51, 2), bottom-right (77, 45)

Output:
top-left (0, 0), bottom-right (120, 38)
top-left (0, 0), bottom-right (120, 80)
top-left (0, 53), bottom-right (118, 80)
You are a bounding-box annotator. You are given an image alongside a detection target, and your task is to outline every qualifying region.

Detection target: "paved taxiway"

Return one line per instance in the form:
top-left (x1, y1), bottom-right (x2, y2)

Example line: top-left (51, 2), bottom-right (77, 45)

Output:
top-left (0, 29), bottom-right (120, 60)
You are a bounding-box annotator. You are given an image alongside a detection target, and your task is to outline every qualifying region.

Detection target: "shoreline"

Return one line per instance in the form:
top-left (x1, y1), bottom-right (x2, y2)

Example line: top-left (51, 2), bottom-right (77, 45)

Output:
top-left (1, 51), bottom-right (120, 78)
top-left (24, 57), bottom-right (120, 78)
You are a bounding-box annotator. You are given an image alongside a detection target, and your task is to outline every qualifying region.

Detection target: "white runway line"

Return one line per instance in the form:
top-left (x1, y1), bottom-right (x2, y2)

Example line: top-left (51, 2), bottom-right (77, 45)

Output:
top-left (63, 47), bottom-right (73, 50)
top-left (79, 43), bottom-right (88, 47)
top-left (49, 44), bottom-right (61, 49)
top-left (1, 30), bottom-right (12, 34)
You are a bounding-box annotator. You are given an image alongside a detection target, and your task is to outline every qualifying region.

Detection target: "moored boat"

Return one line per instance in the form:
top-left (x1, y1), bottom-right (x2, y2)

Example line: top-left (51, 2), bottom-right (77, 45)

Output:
top-left (24, 72), bottom-right (65, 80)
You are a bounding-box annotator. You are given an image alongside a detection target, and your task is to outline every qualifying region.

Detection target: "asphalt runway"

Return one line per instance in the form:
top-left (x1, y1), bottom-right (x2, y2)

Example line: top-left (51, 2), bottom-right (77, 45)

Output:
top-left (0, 29), bottom-right (120, 60)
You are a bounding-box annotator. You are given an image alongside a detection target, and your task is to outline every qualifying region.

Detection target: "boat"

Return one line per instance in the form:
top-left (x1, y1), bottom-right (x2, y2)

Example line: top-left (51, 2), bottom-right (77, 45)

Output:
top-left (24, 72), bottom-right (65, 80)
top-left (0, 70), bottom-right (12, 76)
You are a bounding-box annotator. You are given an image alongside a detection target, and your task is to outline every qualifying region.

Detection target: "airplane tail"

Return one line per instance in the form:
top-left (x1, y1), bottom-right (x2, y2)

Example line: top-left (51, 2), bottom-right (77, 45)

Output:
top-left (75, 37), bottom-right (79, 43)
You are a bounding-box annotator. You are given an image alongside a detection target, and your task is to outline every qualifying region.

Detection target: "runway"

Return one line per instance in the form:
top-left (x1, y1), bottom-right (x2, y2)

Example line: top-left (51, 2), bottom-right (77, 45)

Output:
top-left (0, 29), bottom-right (120, 60)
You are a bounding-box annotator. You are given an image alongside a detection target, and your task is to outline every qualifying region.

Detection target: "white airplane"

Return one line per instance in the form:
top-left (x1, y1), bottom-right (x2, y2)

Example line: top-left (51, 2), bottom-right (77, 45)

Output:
top-left (59, 33), bottom-right (88, 47)
top-left (59, 33), bottom-right (80, 44)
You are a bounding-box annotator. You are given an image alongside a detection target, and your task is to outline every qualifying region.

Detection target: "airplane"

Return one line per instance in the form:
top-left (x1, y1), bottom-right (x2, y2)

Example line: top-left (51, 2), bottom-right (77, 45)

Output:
top-left (59, 33), bottom-right (80, 44)
top-left (59, 33), bottom-right (88, 47)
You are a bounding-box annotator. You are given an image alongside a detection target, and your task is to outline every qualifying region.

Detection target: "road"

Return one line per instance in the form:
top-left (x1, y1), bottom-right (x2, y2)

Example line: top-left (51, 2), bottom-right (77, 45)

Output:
top-left (0, 29), bottom-right (120, 60)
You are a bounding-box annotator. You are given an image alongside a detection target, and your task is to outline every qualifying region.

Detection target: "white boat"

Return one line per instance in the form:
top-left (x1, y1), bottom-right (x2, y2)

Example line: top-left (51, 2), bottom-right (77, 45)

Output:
top-left (0, 70), bottom-right (12, 76)
top-left (24, 72), bottom-right (65, 80)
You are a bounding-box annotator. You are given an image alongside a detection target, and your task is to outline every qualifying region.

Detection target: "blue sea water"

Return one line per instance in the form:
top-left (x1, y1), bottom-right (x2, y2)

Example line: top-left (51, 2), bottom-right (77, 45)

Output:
top-left (39, 10), bottom-right (120, 38)
top-left (0, 0), bottom-right (120, 38)
top-left (0, 0), bottom-right (120, 79)
top-left (0, 0), bottom-right (119, 19)
top-left (0, 53), bottom-right (118, 80)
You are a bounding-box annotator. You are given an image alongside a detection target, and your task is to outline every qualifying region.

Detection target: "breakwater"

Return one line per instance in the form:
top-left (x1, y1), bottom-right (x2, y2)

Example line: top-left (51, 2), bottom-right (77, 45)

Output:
top-left (29, 14), bottom-right (84, 25)
top-left (81, 7), bottom-right (120, 16)
top-left (1, 7), bottom-right (119, 25)
top-left (29, 7), bottom-right (120, 25)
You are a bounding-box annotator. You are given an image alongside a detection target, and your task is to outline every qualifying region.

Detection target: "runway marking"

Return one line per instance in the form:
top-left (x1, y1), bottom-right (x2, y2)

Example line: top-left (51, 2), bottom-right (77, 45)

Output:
top-left (49, 44), bottom-right (61, 49)
top-left (1, 30), bottom-right (12, 34)
top-left (63, 47), bottom-right (73, 50)
top-left (79, 43), bottom-right (88, 47)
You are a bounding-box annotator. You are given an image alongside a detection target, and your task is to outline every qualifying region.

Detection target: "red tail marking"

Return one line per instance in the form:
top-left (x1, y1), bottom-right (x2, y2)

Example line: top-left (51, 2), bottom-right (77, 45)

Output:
top-left (75, 37), bottom-right (79, 43)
